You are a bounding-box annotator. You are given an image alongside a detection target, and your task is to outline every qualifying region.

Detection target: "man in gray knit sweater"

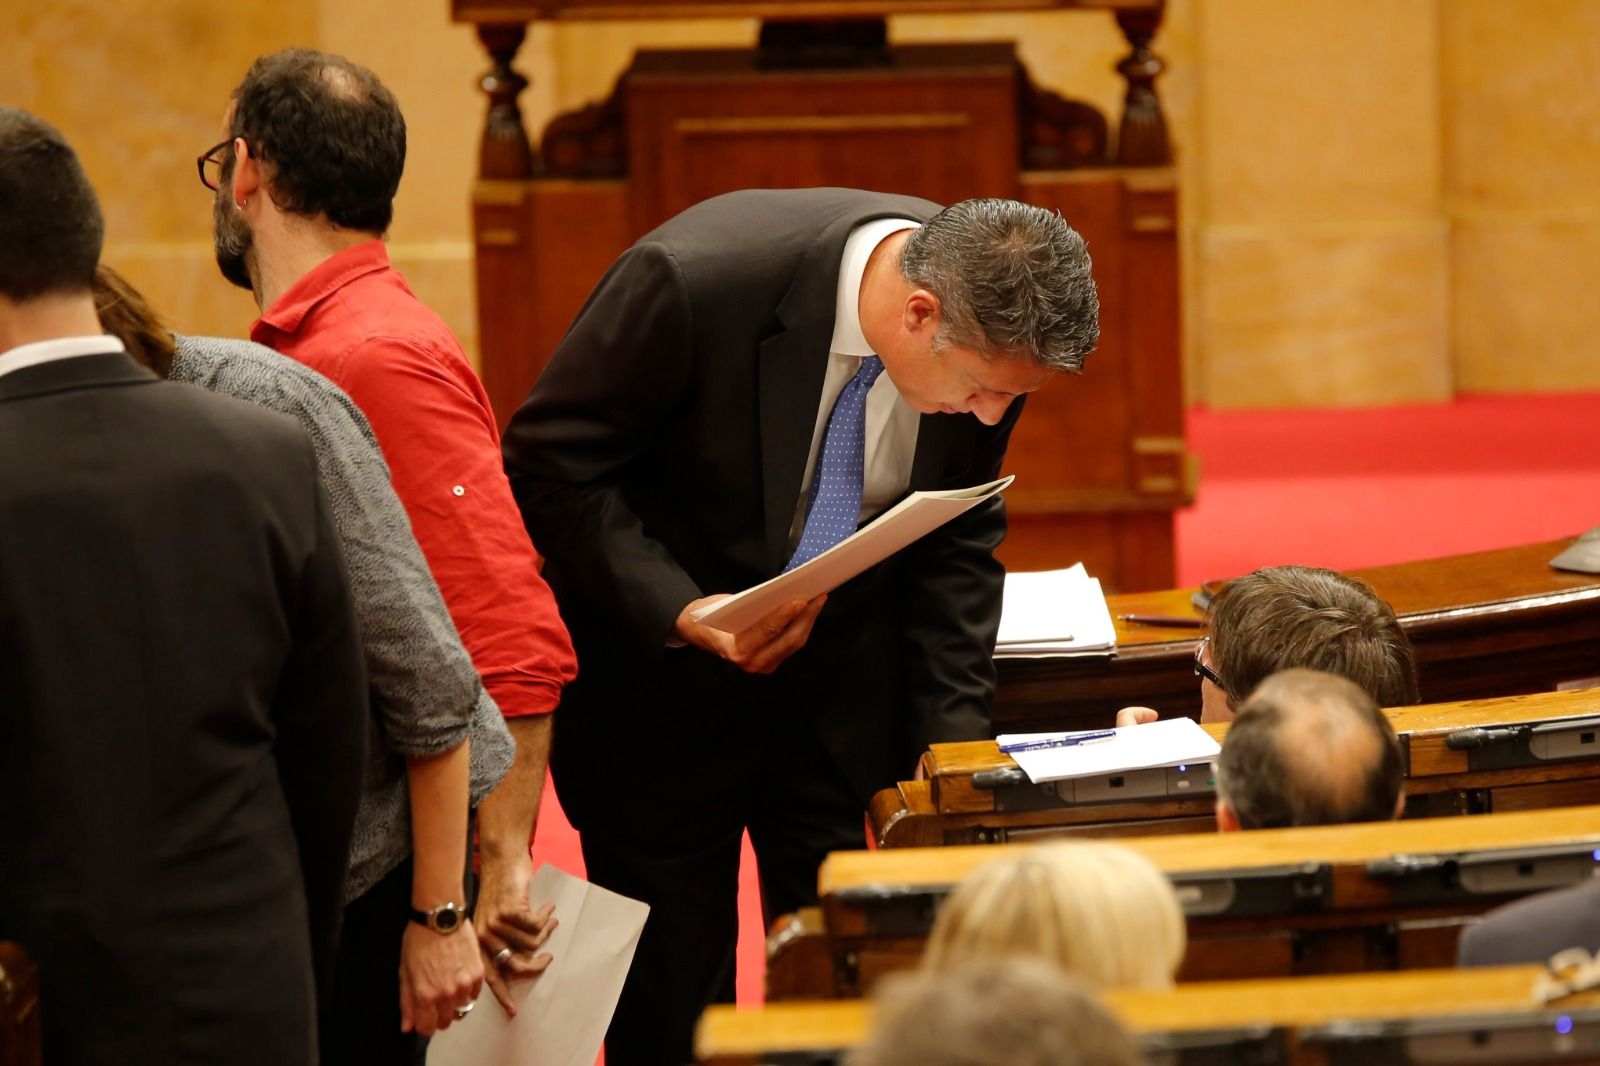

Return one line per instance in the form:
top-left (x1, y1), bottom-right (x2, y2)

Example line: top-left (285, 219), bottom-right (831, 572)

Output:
top-left (95, 267), bottom-right (534, 1060)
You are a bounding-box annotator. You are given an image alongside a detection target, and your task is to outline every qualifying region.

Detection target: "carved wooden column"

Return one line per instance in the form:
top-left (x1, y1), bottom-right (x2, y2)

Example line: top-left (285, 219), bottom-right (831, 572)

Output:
top-left (0, 942), bottom-right (41, 1066)
top-left (476, 24), bottom-right (535, 179)
top-left (1114, 7), bottom-right (1170, 166)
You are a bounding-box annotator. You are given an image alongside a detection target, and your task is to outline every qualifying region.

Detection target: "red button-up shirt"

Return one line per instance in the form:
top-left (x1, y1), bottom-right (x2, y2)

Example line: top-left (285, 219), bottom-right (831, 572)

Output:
top-left (253, 240), bottom-right (576, 718)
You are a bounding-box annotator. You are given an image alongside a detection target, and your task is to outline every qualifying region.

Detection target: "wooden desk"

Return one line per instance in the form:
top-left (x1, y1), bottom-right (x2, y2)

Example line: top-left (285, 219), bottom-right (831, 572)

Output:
top-left (874, 687), bottom-right (1600, 847)
top-left (768, 805), bottom-right (1600, 997)
top-left (701, 966), bottom-right (1600, 1065)
top-left (995, 537), bottom-right (1600, 735)
top-left (0, 943), bottom-right (40, 1066)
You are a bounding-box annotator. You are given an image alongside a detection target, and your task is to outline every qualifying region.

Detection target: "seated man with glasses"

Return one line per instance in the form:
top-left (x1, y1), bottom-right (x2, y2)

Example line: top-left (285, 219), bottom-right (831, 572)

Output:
top-left (1214, 668), bottom-right (1406, 831)
top-left (1119, 565), bottom-right (1420, 727)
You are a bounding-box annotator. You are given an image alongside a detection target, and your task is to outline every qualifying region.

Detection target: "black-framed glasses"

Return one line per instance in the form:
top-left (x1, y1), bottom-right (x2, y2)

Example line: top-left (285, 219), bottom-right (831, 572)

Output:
top-left (1194, 636), bottom-right (1225, 689)
top-left (197, 139), bottom-right (234, 192)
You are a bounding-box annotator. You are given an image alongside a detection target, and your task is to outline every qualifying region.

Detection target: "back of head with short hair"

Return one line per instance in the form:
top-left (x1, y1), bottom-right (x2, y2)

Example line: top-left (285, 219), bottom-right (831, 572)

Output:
top-left (847, 958), bottom-right (1147, 1066)
top-left (1209, 565), bottom-right (1419, 712)
top-left (1217, 667), bottom-right (1404, 830)
top-left (0, 107), bottom-right (103, 302)
top-left (922, 840), bottom-right (1185, 990)
top-left (228, 49), bottom-right (406, 234)
top-left (899, 198), bottom-right (1099, 373)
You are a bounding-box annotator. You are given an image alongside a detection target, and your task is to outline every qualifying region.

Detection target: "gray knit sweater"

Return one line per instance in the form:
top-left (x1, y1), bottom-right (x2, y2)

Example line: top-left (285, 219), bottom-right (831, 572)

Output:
top-left (172, 334), bottom-right (515, 901)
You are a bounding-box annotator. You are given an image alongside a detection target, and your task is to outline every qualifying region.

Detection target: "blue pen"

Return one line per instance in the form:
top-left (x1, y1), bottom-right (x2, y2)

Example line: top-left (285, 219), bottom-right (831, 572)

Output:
top-left (999, 730), bottom-right (1117, 754)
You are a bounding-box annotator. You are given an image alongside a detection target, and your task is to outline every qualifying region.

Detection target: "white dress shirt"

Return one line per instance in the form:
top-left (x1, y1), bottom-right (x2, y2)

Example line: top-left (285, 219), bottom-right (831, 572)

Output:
top-left (787, 218), bottom-right (923, 548)
top-left (0, 334), bottom-right (125, 379)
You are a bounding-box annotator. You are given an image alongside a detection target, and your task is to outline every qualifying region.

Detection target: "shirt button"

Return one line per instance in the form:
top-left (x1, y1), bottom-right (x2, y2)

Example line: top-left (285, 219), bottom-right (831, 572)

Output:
top-left (452, 485), bottom-right (466, 497)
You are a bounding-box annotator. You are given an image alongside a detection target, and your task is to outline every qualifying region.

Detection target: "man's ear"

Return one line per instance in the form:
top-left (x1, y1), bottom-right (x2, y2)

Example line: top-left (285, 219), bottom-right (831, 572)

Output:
top-left (231, 137), bottom-right (263, 207)
top-left (901, 289), bottom-right (941, 337)
top-left (1392, 789), bottom-right (1406, 821)
top-left (1215, 799), bottom-right (1241, 833)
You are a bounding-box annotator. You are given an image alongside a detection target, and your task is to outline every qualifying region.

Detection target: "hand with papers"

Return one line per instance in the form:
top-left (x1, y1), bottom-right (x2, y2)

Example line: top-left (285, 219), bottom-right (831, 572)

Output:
top-left (673, 593), bottom-right (827, 675)
top-left (1115, 706), bottom-right (1159, 727)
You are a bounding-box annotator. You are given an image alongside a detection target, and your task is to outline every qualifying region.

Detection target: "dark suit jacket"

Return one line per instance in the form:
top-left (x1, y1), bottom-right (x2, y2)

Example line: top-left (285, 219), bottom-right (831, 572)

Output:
top-left (0, 352), bottom-right (367, 1065)
top-left (504, 188), bottom-right (1019, 835)
top-left (1458, 879), bottom-right (1600, 968)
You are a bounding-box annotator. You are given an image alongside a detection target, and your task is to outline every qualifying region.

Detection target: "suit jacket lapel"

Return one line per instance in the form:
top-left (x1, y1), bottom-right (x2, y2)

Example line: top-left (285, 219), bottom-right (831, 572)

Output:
top-left (908, 413), bottom-right (956, 491)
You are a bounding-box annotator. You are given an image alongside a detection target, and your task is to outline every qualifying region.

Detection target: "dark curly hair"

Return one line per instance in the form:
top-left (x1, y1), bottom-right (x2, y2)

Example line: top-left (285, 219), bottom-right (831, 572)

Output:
top-left (228, 49), bottom-right (405, 233)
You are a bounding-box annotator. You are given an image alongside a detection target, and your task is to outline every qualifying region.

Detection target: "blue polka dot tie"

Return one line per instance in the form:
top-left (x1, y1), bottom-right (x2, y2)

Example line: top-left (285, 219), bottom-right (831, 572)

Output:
top-left (785, 355), bottom-right (885, 572)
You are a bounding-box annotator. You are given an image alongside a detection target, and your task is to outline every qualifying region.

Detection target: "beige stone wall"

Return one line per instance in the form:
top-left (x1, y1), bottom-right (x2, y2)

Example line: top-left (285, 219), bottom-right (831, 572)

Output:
top-left (7, 1), bottom-right (1600, 401)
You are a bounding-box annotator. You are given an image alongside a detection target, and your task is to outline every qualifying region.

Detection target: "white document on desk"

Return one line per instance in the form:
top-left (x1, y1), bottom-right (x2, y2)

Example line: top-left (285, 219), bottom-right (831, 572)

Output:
top-left (427, 865), bottom-right (649, 1066)
top-left (998, 717), bottom-right (1220, 784)
top-left (995, 563), bottom-right (1117, 656)
top-left (692, 475), bottom-right (1015, 634)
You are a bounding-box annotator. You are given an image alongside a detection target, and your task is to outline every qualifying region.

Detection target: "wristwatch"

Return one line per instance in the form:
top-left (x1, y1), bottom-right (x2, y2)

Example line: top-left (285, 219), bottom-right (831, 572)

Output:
top-left (409, 901), bottom-right (465, 935)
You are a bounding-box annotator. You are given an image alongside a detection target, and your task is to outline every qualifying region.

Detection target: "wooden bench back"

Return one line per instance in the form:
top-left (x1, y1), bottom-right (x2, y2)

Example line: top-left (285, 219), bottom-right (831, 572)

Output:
top-left (771, 805), bottom-right (1600, 998)
top-left (873, 688), bottom-right (1600, 847)
top-left (704, 965), bottom-right (1600, 1066)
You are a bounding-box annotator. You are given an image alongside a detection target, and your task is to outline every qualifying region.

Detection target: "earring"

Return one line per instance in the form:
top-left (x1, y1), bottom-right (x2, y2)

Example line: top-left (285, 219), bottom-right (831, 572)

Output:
top-left (235, 197), bottom-right (247, 211)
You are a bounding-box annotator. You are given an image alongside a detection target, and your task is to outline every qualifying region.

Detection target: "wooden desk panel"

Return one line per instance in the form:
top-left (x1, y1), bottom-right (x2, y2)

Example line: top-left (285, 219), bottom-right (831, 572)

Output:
top-left (996, 537), bottom-right (1600, 735)
top-left (768, 806), bottom-right (1600, 998)
top-left (876, 688), bottom-right (1600, 847)
top-left (701, 966), bottom-right (1600, 1066)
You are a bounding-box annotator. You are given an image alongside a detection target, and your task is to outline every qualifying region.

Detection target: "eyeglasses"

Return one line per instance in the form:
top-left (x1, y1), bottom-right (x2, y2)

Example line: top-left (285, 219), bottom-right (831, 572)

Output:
top-left (196, 139), bottom-right (235, 192)
top-left (1193, 636), bottom-right (1225, 689)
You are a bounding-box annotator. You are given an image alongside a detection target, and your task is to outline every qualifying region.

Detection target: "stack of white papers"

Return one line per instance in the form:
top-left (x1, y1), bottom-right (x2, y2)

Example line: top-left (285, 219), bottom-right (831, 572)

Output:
top-left (995, 563), bottom-right (1117, 657)
top-left (997, 717), bottom-right (1220, 784)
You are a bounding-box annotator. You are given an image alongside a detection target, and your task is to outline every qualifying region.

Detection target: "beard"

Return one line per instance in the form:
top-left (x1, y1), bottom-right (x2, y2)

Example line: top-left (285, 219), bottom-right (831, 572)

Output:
top-left (212, 190), bottom-right (256, 293)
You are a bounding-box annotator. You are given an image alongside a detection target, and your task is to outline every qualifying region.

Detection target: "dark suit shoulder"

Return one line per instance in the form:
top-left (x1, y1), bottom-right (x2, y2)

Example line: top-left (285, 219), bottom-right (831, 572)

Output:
top-left (642, 187), bottom-right (942, 264)
top-left (1458, 878), bottom-right (1600, 967)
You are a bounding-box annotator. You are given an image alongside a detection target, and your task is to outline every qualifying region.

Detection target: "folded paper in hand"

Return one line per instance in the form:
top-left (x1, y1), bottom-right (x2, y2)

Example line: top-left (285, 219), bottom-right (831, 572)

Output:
top-left (995, 562), bottom-right (1116, 657)
top-left (426, 865), bottom-right (649, 1066)
top-left (692, 476), bottom-right (1014, 634)
top-left (996, 717), bottom-right (1220, 784)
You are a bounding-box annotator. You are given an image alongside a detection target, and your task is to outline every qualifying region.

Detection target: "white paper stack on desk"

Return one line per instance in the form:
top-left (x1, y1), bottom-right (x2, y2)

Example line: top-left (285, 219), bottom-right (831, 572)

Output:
top-left (995, 562), bottom-right (1117, 657)
top-left (997, 718), bottom-right (1221, 785)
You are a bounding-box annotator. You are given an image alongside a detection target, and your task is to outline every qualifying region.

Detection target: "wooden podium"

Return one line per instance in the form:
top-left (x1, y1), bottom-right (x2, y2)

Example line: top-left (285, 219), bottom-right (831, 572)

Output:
top-left (451, 0), bottom-right (1189, 590)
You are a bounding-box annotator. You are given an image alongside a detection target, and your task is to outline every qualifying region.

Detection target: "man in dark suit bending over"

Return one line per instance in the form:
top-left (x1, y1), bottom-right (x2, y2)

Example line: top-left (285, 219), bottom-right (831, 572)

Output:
top-left (0, 107), bottom-right (367, 1065)
top-left (503, 188), bottom-right (1099, 1063)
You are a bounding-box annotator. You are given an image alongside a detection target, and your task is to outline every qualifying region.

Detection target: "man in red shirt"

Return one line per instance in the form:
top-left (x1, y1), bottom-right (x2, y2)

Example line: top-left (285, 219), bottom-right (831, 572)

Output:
top-left (206, 49), bottom-right (578, 1060)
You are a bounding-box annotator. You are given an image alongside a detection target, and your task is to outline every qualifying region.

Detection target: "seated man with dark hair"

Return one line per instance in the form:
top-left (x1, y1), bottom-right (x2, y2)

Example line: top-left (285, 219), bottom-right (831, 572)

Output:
top-left (1120, 565), bottom-right (1419, 727)
top-left (1214, 668), bottom-right (1405, 831)
top-left (847, 958), bottom-right (1146, 1066)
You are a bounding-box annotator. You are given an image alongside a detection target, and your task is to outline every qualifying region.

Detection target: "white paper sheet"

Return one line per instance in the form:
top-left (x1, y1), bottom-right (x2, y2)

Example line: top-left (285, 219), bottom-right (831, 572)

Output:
top-left (427, 865), bottom-right (649, 1066)
top-left (692, 475), bottom-right (1014, 634)
top-left (995, 564), bottom-right (1117, 656)
top-left (997, 717), bottom-right (1220, 784)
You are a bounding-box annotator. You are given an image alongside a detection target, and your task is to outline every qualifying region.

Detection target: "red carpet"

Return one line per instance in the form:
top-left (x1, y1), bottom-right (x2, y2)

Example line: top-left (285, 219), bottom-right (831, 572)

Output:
top-left (529, 391), bottom-right (1600, 1011)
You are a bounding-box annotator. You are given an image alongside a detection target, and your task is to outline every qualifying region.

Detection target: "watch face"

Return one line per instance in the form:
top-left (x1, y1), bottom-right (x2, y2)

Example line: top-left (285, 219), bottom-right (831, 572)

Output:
top-left (432, 905), bottom-right (462, 934)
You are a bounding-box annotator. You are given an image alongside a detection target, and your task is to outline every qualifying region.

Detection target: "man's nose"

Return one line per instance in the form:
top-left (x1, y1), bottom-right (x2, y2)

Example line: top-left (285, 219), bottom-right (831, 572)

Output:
top-left (971, 394), bottom-right (1010, 426)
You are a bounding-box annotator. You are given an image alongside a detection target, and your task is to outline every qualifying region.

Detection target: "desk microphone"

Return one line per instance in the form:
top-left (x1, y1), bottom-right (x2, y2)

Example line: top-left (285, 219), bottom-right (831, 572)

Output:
top-left (1445, 726), bottom-right (1528, 751)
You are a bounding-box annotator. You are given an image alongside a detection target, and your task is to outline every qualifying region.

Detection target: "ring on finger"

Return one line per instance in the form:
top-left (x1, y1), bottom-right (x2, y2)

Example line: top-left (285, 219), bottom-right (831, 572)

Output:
top-left (454, 1001), bottom-right (476, 1019)
top-left (492, 947), bottom-right (514, 966)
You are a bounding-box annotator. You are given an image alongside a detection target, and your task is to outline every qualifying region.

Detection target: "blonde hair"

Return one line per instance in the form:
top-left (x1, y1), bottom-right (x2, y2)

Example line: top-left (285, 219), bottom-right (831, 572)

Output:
top-left (922, 841), bottom-right (1185, 990)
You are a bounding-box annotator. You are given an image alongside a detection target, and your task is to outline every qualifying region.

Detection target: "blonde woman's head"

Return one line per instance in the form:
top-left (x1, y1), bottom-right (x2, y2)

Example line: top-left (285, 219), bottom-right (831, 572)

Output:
top-left (922, 841), bottom-right (1185, 990)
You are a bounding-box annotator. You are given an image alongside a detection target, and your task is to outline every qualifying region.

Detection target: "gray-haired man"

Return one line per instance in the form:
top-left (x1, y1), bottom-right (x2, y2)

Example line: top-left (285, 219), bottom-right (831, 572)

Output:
top-left (503, 188), bottom-right (1099, 1065)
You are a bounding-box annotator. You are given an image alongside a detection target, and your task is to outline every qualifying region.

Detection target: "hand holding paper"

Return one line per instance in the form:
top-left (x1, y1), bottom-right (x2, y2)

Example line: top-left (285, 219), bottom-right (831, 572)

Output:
top-left (673, 592), bottom-right (827, 675)
top-left (693, 476), bottom-right (1014, 634)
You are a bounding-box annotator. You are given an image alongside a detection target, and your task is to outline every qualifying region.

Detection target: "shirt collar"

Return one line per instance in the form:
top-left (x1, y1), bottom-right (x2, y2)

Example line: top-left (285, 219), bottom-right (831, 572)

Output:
top-left (830, 218), bottom-right (921, 357)
top-left (0, 335), bottom-right (125, 380)
top-left (255, 239), bottom-right (391, 337)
